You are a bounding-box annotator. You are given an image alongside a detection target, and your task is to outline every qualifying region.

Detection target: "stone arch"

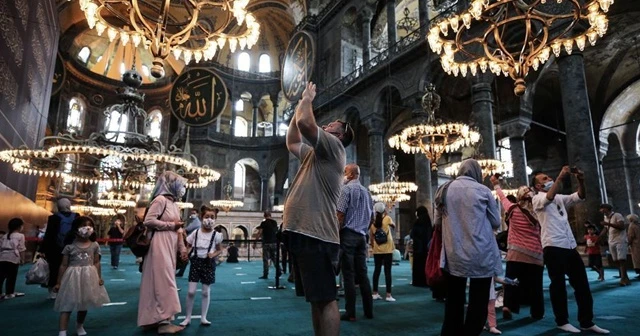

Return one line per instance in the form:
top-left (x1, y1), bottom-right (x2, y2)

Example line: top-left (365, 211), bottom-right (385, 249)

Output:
top-left (602, 132), bottom-right (632, 215)
top-left (215, 225), bottom-right (229, 240)
top-left (599, 78), bottom-right (640, 157)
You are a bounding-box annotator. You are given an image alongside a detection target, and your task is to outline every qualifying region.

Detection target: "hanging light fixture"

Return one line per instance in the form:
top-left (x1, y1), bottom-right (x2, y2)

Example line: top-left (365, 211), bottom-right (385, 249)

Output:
top-left (388, 84), bottom-right (480, 171)
top-left (369, 155), bottom-right (417, 209)
top-left (444, 159), bottom-right (513, 179)
top-left (77, 0), bottom-right (260, 78)
top-left (210, 182), bottom-right (243, 212)
top-left (428, 0), bottom-right (613, 95)
top-left (176, 202), bottom-right (194, 210)
top-left (0, 68), bottom-right (220, 190)
top-left (71, 205), bottom-right (127, 216)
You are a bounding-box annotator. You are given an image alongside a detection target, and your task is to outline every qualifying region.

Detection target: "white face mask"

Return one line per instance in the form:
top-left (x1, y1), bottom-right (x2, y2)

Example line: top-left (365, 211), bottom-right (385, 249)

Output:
top-left (177, 186), bottom-right (186, 198)
top-left (78, 226), bottom-right (94, 239)
top-left (202, 218), bottom-right (215, 229)
top-left (542, 181), bottom-right (554, 192)
top-left (190, 214), bottom-right (197, 219)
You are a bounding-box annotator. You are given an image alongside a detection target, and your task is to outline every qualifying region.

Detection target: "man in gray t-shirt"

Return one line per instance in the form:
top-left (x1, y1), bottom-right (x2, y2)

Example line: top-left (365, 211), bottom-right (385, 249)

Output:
top-left (283, 81), bottom-right (353, 336)
top-left (599, 203), bottom-right (630, 286)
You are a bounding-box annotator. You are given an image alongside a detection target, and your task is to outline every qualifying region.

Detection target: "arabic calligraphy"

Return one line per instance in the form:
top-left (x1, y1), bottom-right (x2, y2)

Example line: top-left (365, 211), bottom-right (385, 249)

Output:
top-left (170, 69), bottom-right (228, 126)
top-left (282, 31), bottom-right (315, 102)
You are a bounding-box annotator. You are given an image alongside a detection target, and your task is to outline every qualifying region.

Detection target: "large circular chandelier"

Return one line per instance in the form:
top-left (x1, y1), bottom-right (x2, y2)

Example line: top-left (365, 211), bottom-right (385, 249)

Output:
top-left (176, 202), bottom-right (194, 210)
top-left (78, 0), bottom-right (260, 78)
top-left (210, 182), bottom-right (243, 212)
top-left (444, 159), bottom-right (512, 178)
top-left (428, 0), bottom-right (612, 95)
top-left (388, 84), bottom-right (480, 171)
top-left (71, 205), bottom-right (127, 216)
top-left (369, 155), bottom-right (417, 209)
top-left (0, 69), bottom-right (220, 190)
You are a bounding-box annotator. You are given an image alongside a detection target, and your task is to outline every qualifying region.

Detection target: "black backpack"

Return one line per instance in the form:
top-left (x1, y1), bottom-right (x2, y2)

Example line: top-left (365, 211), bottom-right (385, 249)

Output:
top-left (374, 227), bottom-right (388, 245)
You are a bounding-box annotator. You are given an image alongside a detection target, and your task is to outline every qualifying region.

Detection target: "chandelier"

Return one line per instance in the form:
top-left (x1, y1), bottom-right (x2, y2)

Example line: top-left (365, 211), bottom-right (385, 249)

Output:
top-left (491, 188), bottom-right (519, 199)
top-left (272, 205), bottom-right (284, 212)
top-left (176, 201), bottom-right (194, 210)
top-left (97, 188), bottom-right (138, 208)
top-left (444, 159), bottom-right (512, 179)
top-left (388, 84), bottom-right (480, 171)
top-left (210, 182), bottom-right (243, 212)
top-left (428, 0), bottom-right (612, 95)
top-left (0, 69), bottom-right (220, 192)
top-left (369, 155), bottom-right (417, 209)
top-left (397, 7), bottom-right (419, 34)
top-left (71, 205), bottom-right (127, 216)
top-left (78, 0), bottom-right (260, 78)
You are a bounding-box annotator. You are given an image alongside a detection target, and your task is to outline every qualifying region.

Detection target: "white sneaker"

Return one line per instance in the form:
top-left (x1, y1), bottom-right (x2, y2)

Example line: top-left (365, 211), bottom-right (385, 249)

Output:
top-left (581, 325), bottom-right (610, 334)
top-left (557, 323), bottom-right (581, 333)
top-left (385, 296), bottom-right (396, 302)
top-left (4, 294), bottom-right (15, 299)
top-left (14, 292), bottom-right (24, 297)
top-left (76, 324), bottom-right (87, 336)
top-left (372, 293), bottom-right (383, 300)
top-left (489, 327), bottom-right (502, 335)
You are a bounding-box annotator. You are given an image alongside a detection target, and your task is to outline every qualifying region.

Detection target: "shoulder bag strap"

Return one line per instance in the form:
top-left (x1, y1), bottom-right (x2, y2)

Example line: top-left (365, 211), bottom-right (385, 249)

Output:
top-left (207, 232), bottom-right (216, 254)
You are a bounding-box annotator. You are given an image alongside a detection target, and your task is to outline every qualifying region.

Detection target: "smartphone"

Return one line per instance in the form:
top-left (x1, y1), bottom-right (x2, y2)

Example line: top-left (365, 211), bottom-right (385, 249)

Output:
top-left (570, 167), bottom-right (579, 174)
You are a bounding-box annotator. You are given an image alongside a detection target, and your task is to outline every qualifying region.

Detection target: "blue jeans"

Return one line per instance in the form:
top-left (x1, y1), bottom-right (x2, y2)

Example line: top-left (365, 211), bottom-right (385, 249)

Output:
top-left (110, 244), bottom-right (122, 267)
top-left (340, 229), bottom-right (373, 318)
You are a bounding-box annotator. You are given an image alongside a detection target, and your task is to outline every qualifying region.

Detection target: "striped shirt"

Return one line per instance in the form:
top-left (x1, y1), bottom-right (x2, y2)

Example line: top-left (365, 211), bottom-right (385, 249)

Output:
top-left (495, 186), bottom-right (543, 261)
top-left (336, 179), bottom-right (373, 236)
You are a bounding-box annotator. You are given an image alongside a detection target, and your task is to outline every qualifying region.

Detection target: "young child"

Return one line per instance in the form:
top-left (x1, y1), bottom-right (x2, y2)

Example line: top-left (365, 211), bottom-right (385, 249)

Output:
top-left (54, 216), bottom-right (110, 336)
top-left (585, 223), bottom-right (605, 281)
top-left (180, 207), bottom-right (223, 326)
top-left (0, 218), bottom-right (26, 299)
top-left (487, 276), bottom-right (519, 335)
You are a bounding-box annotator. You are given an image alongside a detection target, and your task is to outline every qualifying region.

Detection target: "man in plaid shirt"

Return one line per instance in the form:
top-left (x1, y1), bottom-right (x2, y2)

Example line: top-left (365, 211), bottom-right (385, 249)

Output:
top-left (336, 163), bottom-right (374, 321)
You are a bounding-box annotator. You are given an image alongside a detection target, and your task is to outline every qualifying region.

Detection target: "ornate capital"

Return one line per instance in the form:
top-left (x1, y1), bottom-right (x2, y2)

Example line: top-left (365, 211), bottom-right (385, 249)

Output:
top-left (363, 115), bottom-right (385, 136)
top-left (498, 117), bottom-right (531, 138)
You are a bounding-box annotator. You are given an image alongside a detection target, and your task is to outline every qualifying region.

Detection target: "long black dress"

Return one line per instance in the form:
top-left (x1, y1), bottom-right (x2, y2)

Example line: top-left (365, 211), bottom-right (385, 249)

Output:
top-left (410, 220), bottom-right (432, 287)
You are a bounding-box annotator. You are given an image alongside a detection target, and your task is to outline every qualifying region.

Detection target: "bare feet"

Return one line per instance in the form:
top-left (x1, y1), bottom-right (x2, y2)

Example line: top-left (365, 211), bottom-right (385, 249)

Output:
top-left (157, 324), bottom-right (184, 334)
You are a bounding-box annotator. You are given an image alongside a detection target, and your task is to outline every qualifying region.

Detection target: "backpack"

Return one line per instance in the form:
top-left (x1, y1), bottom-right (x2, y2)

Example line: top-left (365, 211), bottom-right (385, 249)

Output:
top-left (56, 212), bottom-right (77, 247)
top-left (124, 199), bottom-right (167, 257)
top-left (374, 227), bottom-right (388, 245)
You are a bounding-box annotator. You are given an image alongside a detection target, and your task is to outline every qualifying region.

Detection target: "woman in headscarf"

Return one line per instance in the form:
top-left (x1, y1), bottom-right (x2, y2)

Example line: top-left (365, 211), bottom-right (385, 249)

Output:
top-left (410, 206), bottom-right (432, 287)
top-left (137, 171), bottom-right (188, 334)
top-left (627, 214), bottom-right (640, 278)
top-left (434, 159), bottom-right (501, 336)
top-left (490, 176), bottom-right (544, 321)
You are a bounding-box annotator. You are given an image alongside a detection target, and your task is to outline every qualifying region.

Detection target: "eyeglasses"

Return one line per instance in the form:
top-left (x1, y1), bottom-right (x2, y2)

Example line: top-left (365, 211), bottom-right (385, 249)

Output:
top-left (557, 204), bottom-right (564, 217)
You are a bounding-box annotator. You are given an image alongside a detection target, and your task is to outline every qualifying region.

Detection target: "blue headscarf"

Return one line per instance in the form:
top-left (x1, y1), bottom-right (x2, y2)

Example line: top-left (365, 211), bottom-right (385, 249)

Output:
top-left (151, 171), bottom-right (187, 201)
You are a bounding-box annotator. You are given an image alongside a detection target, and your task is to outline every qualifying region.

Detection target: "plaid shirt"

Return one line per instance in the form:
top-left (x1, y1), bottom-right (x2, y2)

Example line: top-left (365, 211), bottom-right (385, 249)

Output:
top-left (337, 179), bottom-right (373, 236)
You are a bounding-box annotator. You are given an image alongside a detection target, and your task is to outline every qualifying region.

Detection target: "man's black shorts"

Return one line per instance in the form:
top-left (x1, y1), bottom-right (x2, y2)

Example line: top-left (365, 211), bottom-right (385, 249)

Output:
top-left (287, 231), bottom-right (340, 302)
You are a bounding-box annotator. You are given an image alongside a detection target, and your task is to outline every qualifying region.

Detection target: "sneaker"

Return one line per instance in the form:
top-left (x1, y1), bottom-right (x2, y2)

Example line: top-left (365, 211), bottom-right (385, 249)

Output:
top-left (4, 294), bottom-right (15, 299)
top-left (557, 323), bottom-right (581, 333)
top-left (14, 292), bottom-right (24, 297)
top-left (385, 296), bottom-right (396, 302)
top-left (372, 293), bottom-right (383, 300)
top-left (49, 292), bottom-right (57, 300)
top-left (581, 325), bottom-right (610, 334)
top-left (340, 314), bottom-right (356, 322)
top-left (259, 276), bottom-right (268, 279)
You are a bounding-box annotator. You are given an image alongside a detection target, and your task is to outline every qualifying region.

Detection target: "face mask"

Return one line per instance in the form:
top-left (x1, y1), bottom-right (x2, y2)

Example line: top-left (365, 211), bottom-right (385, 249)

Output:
top-left (78, 226), bottom-right (94, 239)
top-left (202, 218), bottom-right (215, 230)
top-left (177, 186), bottom-right (186, 198)
top-left (542, 181), bottom-right (553, 192)
top-left (190, 214), bottom-right (197, 219)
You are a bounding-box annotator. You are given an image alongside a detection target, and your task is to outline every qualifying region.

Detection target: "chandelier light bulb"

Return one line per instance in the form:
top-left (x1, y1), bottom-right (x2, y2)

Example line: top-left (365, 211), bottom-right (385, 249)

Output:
top-left (120, 32), bottom-right (130, 46)
top-left (183, 49), bottom-right (193, 64)
top-left (172, 48), bottom-right (182, 60)
top-left (229, 38), bottom-right (238, 53)
top-left (107, 27), bottom-right (118, 42)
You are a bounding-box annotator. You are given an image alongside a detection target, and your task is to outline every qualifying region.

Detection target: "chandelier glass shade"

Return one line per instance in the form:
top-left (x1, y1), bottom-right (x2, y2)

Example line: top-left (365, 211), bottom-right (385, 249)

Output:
top-left (444, 159), bottom-right (512, 178)
top-left (71, 205), bottom-right (127, 216)
top-left (0, 69), bottom-right (220, 190)
top-left (272, 205), bottom-right (284, 212)
top-left (388, 84), bottom-right (480, 170)
top-left (427, 0), bottom-right (613, 95)
top-left (369, 155), bottom-right (417, 209)
top-left (491, 188), bottom-right (519, 199)
top-left (78, 0), bottom-right (260, 78)
top-left (176, 202), bottom-right (194, 210)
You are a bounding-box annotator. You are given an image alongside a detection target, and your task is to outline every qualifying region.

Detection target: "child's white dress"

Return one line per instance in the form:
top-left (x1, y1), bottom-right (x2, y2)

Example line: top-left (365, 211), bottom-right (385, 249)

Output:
top-left (54, 242), bottom-right (110, 312)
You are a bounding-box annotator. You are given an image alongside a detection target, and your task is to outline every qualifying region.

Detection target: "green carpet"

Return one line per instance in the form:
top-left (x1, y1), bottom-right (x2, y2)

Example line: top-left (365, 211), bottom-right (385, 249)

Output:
top-left (0, 248), bottom-right (638, 335)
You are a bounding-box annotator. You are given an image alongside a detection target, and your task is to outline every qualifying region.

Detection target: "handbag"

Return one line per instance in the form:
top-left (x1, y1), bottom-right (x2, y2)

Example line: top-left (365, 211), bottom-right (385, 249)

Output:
top-left (425, 225), bottom-right (444, 286)
top-left (496, 230), bottom-right (509, 252)
top-left (176, 230), bottom-right (189, 270)
top-left (124, 199), bottom-right (167, 258)
top-left (25, 257), bottom-right (49, 285)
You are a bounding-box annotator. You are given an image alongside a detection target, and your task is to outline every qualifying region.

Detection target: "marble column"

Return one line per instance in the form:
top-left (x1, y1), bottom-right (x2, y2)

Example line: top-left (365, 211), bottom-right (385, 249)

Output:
top-left (602, 144), bottom-right (632, 216)
top-left (626, 154), bottom-right (640, 215)
top-left (365, 116), bottom-right (386, 183)
top-left (260, 176), bottom-right (270, 211)
top-left (471, 74), bottom-right (497, 159)
top-left (414, 153), bottom-right (433, 212)
top-left (271, 94), bottom-right (278, 137)
top-left (418, 0), bottom-right (430, 37)
top-left (557, 53), bottom-right (605, 230)
top-left (252, 101), bottom-right (259, 137)
top-left (500, 117), bottom-right (531, 187)
top-left (361, 10), bottom-right (373, 64)
top-left (230, 94), bottom-right (238, 136)
top-left (386, 0), bottom-right (397, 48)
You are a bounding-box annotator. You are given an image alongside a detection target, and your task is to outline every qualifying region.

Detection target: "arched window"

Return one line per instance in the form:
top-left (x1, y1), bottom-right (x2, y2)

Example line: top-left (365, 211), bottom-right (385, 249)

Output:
top-left (258, 54), bottom-right (271, 72)
top-left (147, 110), bottom-right (162, 140)
top-left (496, 137), bottom-right (513, 177)
top-left (105, 110), bottom-right (128, 143)
top-left (234, 163), bottom-right (246, 198)
top-left (77, 47), bottom-right (91, 64)
top-left (97, 155), bottom-right (122, 194)
top-left (67, 97), bottom-right (85, 133)
top-left (235, 99), bottom-right (244, 112)
top-left (237, 52), bottom-right (250, 71)
top-left (234, 116), bottom-right (248, 137)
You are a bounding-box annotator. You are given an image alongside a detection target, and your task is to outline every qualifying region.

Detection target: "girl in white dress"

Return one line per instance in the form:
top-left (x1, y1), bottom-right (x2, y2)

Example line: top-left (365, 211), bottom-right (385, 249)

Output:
top-left (54, 216), bottom-right (110, 336)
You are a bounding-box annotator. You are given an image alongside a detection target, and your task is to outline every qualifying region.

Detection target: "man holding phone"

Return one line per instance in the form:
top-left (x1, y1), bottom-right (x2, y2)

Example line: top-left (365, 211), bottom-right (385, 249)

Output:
top-left (531, 166), bottom-right (609, 334)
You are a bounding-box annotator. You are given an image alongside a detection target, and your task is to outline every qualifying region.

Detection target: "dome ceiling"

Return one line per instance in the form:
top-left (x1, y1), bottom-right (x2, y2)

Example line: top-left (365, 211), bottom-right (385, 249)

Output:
top-left (57, 0), bottom-right (299, 79)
